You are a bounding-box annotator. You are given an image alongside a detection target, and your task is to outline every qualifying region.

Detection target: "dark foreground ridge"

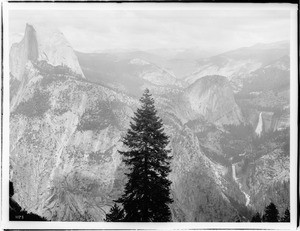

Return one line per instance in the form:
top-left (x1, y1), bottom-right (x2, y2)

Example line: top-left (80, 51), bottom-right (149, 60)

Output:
top-left (9, 181), bottom-right (47, 221)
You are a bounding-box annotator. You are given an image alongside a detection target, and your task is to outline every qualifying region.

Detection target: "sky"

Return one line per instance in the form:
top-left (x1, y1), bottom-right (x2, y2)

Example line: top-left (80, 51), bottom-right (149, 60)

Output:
top-left (9, 6), bottom-right (291, 53)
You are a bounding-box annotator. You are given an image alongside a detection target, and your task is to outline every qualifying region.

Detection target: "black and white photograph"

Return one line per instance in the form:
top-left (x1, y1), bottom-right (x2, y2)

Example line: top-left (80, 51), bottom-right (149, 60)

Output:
top-left (1, 2), bottom-right (298, 230)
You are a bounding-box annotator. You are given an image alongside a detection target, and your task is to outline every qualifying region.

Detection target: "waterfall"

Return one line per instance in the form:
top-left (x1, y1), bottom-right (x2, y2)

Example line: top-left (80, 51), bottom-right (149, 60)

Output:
top-left (243, 191), bottom-right (251, 206)
top-left (232, 164), bottom-right (237, 181)
top-left (255, 112), bottom-right (263, 136)
top-left (232, 163), bottom-right (251, 206)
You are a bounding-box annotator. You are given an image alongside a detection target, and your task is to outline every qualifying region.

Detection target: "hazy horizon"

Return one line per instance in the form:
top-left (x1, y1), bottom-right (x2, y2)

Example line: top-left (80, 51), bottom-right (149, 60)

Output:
top-left (9, 8), bottom-right (291, 54)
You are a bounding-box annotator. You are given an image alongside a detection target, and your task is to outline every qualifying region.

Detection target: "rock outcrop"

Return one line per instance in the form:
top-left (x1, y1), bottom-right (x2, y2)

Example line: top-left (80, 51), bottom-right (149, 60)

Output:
top-left (184, 75), bottom-right (243, 126)
top-left (10, 23), bottom-right (84, 81)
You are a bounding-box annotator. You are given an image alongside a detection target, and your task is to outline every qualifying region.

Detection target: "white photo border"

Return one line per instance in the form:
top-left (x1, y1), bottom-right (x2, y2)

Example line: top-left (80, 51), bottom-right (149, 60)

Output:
top-left (1, 2), bottom-right (298, 230)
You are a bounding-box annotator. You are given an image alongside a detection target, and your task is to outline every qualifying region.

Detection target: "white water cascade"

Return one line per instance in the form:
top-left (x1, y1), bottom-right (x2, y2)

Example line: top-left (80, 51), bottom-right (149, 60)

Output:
top-left (232, 164), bottom-right (237, 181)
top-left (255, 112), bottom-right (263, 136)
top-left (232, 164), bottom-right (251, 206)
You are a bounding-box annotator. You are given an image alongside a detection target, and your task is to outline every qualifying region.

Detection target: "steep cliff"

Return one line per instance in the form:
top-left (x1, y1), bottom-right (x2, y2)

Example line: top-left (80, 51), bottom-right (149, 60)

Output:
top-left (184, 75), bottom-right (243, 126)
top-left (10, 70), bottom-right (137, 220)
top-left (10, 24), bottom-right (84, 81)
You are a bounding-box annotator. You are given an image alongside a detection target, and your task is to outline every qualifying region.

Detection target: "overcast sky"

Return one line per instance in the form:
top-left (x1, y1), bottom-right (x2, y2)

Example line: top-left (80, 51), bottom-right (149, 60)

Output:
top-left (9, 7), bottom-right (291, 53)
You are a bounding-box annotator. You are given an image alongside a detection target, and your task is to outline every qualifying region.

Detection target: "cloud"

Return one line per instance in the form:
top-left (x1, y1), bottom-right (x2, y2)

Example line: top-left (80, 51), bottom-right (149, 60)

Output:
top-left (9, 8), bottom-right (291, 53)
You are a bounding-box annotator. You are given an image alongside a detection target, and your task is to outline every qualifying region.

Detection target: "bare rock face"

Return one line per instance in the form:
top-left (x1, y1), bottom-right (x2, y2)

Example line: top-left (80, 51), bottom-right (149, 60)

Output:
top-left (10, 24), bottom-right (38, 81)
top-left (10, 72), bottom-right (137, 220)
top-left (10, 23), bottom-right (84, 82)
top-left (9, 31), bottom-right (138, 219)
top-left (254, 111), bottom-right (290, 136)
top-left (248, 145), bottom-right (290, 216)
top-left (184, 75), bottom-right (243, 126)
top-left (10, 23), bottom-right (86, 115)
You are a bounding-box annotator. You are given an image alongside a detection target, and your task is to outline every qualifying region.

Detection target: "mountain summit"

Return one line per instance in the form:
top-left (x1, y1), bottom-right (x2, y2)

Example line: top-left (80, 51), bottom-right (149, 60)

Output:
top-left (10, 23), bottom-right (84, 81)
top-left (185, 75), bottom-right (243, 125)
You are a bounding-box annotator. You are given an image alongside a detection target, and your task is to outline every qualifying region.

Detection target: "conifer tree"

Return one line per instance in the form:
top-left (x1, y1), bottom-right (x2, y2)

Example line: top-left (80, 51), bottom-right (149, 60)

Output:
top-left (115, 89), bottom-right (173, 222)
top-left (251, 212), bottom-right (262, 222)
top-left (281, 208), bottom-right (290, 222)
top-left (263, 202), bottom-right (279, 222)
top-left (105, 204), bottom-right (124, 222)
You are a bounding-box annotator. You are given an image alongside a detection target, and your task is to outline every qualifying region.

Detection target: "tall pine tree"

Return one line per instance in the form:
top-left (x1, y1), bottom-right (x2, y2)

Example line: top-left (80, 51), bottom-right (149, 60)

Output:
top-left (263, 202), bottom-right (279, 222)
top-left (105, 204), bottom-right (124, 222)
top-left (281, 208), bottom-right (290, 222)
top-left (114, 89), bottom-right (173, 222)
top-left (251, 212), bottom-right (262, 222)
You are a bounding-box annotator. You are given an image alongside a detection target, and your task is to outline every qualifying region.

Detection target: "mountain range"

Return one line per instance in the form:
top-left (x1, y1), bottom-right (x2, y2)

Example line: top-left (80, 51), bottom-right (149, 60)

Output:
top-left (9, 24), bottom-right (290, 221)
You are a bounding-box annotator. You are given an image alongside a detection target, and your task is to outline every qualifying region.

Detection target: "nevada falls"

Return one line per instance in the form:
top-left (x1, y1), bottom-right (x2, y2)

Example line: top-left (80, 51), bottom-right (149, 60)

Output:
top-left (9, 24), bottom-right (290, 222)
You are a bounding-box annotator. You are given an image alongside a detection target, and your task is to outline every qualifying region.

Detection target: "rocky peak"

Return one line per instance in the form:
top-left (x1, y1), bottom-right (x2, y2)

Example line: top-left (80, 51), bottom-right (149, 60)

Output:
top-left (10, 23), bottom-right (85, 81)
top-left (184, 75), bottom-right (243, 125)
top-left (23, 24), bottom-right (39, 61)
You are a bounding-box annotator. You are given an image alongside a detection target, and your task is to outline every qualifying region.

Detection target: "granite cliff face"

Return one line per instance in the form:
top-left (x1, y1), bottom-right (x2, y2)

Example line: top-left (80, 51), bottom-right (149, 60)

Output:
top-left (10, 71), bottom-right (137, 220)
top-left (184, 75), bottom-right (243, 126)
top-left (10, 24), bottom-right (85, 111)
top-left (10, 24), bottom-right (84, 81)
top-left (9, 24), bottom-right (290, 221)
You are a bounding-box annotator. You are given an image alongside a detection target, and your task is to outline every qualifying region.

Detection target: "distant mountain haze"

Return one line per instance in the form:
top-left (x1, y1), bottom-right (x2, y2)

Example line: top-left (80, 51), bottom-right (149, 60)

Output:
top-left (185, 40), bottom-right (289, 90)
